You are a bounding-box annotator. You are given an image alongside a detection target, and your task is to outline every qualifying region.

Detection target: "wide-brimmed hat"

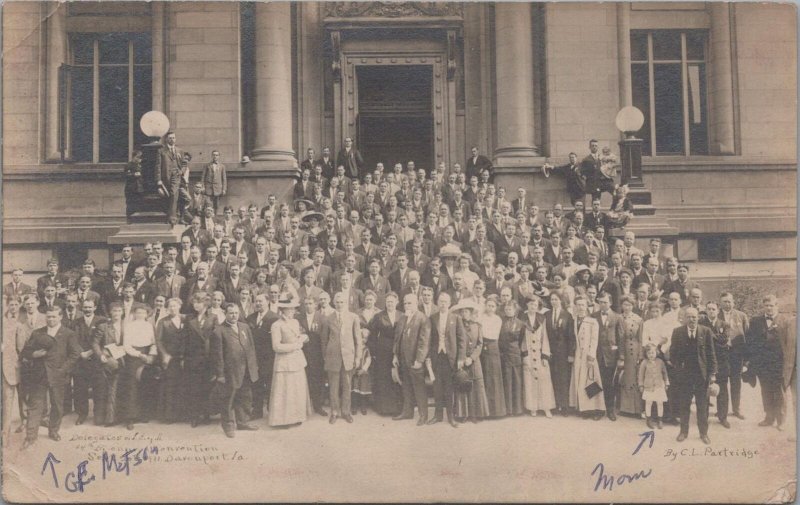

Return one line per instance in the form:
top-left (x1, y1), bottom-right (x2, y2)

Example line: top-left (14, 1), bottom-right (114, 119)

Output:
top-left (276, 298), bottom-right (300, 309)
top-left (301, 211), bottom-right (324, 223)
top-left (618, 267), bottom-right (634, 278)
top-left (574, 265), bottom-right (592, 276)
top-left (294, 199), bottom-right (315, 211)
top-left (439, 244), bottom-right (461, 258)
top-left (453, 368), bottom-right (473, 393)
top-left (450, 300), bottom-right (480, 313)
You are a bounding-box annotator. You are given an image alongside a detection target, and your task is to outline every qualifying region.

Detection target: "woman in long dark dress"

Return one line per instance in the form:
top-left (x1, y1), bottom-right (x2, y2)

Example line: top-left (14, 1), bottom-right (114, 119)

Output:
top-left (547, 292), bottom-right (575, 416)
top-left (184, 292), bottom-right (217, 427)
top-left (156, 298), bottom-right (187, 423)
top-left (367, 292), bottom-right (404, 416)
top-left (498, 301), bottom-right (525, 416)
top-left (479, 296), bottom-right (506, 418)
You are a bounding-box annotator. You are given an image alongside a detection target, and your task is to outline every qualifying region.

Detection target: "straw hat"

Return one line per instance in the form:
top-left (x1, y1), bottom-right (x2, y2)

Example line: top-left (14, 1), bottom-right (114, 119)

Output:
top-left (439, 244), bottom-right (462, 258)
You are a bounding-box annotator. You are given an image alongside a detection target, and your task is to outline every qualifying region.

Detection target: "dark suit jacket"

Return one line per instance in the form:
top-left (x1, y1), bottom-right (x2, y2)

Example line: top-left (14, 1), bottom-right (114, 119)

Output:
top-left (72, 315), bottom-right (107, 371)
top-left (212, 321), bottom-right (259, 389)
top-left (316, 157), bottom-right (336, 180)
top-left (595, 277), bottom-right (623, 312)
top-left (747, 314), bottom-right (796, 387)
top-left (181, 228), bottom-right (212, 250)
top-left (393, 310), bottom-right (431, 366)
top-left (181, 277), bottom-right (217, 308)
top-left (336, 147), bottom-right (365, 179)
top-left (36, 273), bottom-right (69, 299)
top-left (246, 311), bottom-right (278, 376)
top-left (592, 310), bottom-right (624, 367)
top-left (545, 308), bottom-right (576, 360)
top-left (158, 145), bottom-right (183, 190)
top-left (428, 311), bottom-right (467, 368)
top-left (155, 275), bottom-right (186, 300)
top-left (465, 154), bottom-right (493, 180)
top-left (633, 272), bottom-right (665, 293)
top-left (21, 325), bottom-right (81, 386)
top-left (584, 212), bottom-right (610, 234)
top-left (201, 162), bottom-right (227, 196)
top-left (3, 281), bottom-right (34, 302)
top-left (670, 325), bottom-right (718, 383)
top-left (468, 240), bottom-right (496, 266)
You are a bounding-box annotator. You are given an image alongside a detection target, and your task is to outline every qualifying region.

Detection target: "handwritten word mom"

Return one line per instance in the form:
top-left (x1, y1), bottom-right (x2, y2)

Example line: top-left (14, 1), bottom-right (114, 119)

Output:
top-left (591, 462), bottom-right (652, 492)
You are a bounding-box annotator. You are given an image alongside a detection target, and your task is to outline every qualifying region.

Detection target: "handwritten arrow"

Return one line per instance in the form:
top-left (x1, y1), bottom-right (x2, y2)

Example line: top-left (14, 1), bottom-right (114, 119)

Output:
top-left (41, 452), bottom-right (61, 488)
top-left (632, 431), bottom-right (655, 455)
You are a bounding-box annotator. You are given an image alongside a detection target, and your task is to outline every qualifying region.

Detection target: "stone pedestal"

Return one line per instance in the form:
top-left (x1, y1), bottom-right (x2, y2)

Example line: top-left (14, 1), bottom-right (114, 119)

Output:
top-left (107, 223), bottom-right (187, 246)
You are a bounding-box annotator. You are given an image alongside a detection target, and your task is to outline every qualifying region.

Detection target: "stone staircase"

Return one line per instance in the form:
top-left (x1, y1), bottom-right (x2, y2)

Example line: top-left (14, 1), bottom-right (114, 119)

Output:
top-left (611, 187), bottom-right (679, 239)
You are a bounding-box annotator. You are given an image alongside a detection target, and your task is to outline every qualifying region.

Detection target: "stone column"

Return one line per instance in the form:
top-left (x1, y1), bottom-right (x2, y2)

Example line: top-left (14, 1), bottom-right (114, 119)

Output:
top-left (45, 2), bottom-right (67, 161)
top-left (709, 3), bottom-right (736, 155)
top-left (494, 2), bottom-right (538, 164)
top-left (617, 3), bottom-right (632, 108)
top-left (251, 1), bottom-right (296, 166)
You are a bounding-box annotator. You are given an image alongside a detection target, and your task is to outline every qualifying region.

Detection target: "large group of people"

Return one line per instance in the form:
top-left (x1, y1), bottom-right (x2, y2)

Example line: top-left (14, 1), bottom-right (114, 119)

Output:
top-left (3, 134), bottom-right (796, 450)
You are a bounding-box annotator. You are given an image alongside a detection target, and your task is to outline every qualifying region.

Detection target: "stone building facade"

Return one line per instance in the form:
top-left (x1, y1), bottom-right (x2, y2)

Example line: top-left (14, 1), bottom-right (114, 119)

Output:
top-left (2, 2), bottom-right (796, 287)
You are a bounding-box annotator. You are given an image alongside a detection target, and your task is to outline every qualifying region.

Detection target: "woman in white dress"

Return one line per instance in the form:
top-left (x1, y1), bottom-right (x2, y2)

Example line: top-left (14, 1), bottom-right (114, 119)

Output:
top-left (568, 296), bottom-right (606, 420)
top-left (269, 299), bottom-right (312, 428)
top-left (521, 297), bottom-right (556, 417)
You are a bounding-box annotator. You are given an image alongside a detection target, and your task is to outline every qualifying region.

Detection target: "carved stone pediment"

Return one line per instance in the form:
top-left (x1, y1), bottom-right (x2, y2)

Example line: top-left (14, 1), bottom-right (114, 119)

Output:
top-left (324, 2), bottom-right (463, 19)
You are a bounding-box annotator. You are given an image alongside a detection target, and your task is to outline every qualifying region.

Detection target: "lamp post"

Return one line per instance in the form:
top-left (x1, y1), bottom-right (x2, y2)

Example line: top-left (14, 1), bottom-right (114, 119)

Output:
top-left (130, 111), bottom-right (170, 223)
top-left (615, 106), bottom-right (645, 188)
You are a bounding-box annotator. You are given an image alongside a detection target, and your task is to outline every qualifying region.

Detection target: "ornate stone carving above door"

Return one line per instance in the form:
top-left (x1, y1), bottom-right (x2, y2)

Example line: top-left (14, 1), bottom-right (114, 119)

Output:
top-left (324, 2), bottom-right (463, 19)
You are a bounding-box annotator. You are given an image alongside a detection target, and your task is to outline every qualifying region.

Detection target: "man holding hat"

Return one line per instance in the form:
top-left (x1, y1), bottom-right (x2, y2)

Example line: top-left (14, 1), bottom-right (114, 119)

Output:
top-left (392, 293), bottom-right (431, 426)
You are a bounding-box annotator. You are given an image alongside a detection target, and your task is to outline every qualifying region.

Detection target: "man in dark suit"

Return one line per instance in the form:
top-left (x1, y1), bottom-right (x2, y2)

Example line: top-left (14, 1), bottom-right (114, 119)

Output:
top-left (427, 293), bottom-right (466, 427)
top-left (357, 259), bottom-right (391, 309)
top-left (71, 299), bottom-right (107, 425)
top-left (181, 263), bottom-right (217, 310)
top-left (545, 294), bottom-right (575, 415)
top-left (297, 297), bottom-right (328, 417)
top-left (420, 257), bottom-right (452, 301)
top-left (182, 216), bottom-right (212, 250)
top-left (580, 139), bottom-right (614, 202)
top-left (584, 199), bottom-right (610, 237)
top-left (593, 293), bottom-right (624, 421)
top-left (634, 257), bottom-right (665, 296)
top-left (38, 285), bottom-right (66, 314)
top-left (336, 137), bottom-right (365, 180)
top-left (747, 294), bottom-right (796, 431)
top-left (595, 263), bottom-right (622, 312)
top-left (671, 307), bottom-right (717, 444)
top-left (299, 147), bottom-right (316, 175)
top-left (317, 146), bottom-right (336, 180)
top-left (4, 268), bottom-right (34, 302)
top-left (246, 293), bottom-right (279, 420)
top-left (21, 306), bottom-right (81, 448)
top-left (465, 146), bottom-right (493, 182)
top-left (158, 131), bottom-right (186, 223)
top-left (392, 293), bottom-right (431, 425)
top-left (495, 223), bottom-right (520, 267)
top-left (320, 293), bottom-right (362, 424)
top-left (542, 152), bottom-right (586, 205)
top-left (211, 303), bottom-right (259, 438)
top-left (37, 258), bottom-right (69, 300)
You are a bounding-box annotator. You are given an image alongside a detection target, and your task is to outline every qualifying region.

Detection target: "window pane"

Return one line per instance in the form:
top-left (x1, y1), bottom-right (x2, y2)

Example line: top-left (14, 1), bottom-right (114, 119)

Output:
top-left (71, 35), bottom-right (93, 65)
top-left (133, 65), bottom-right (153, 149)
top-left (631, 33), bottom-right (648, 61)
top-left (631, 63), bottom-right (652, 156)
top-left (652, 31), bottom-right (681, 60)
top-left (99, 66), bottom-right (129, 162)
top-left (99, 33), bottom-right (129, 64)
top-left (686, 31), bottom-right (706, 60)
top-left (653, 63), bottom-right (684, 155)
top-left (70, 67), bottom-right (93, 162)
top-left (688, 63), bottom-right (709, 155)
top-left (133, 32), bottom-right (152, 64)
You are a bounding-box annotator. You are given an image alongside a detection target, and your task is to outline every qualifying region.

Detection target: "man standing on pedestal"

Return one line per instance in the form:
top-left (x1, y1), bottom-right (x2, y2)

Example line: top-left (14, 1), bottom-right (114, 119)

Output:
top-left (336, 137), bottom-right (364, 180)
top-left (159, 131), bottom-right (185, 224)
top-left (202, 150), bottom-right (227, 213)
top-left (465, 146), bottom-right (493, 182)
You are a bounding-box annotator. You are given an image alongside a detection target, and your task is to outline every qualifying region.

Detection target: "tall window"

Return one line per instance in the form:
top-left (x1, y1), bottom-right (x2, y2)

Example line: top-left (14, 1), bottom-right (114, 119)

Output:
top-left (67, 32), bottom-right (152, 163)
top-left (631, 30), bottom-right (709, 156)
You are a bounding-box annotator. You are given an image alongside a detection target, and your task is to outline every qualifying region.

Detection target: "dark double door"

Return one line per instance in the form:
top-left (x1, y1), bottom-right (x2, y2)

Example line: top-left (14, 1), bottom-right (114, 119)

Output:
top-left (356, 65), bottom-right (434, 172)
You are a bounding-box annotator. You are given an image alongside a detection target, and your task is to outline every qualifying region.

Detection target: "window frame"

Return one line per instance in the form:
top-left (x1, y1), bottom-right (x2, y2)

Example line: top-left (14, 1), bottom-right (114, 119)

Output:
top-left (631, 30), bottom-right (709, 157)
top-left (65, 33), bottom-right (151, 164)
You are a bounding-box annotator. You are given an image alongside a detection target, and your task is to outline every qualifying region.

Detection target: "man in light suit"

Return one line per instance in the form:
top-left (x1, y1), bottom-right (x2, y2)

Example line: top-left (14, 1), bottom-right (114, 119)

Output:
top-left (719, 292), bottom-right (750, 419)
top-left (201, 149), bottom-right (227, 212)
top-left (671, 307), bottom-right (717, 445)
top-left (592, 292), bottom-right (624, 421)
top-left (392, 293), bottom-right (431, 425)
top-left (211, 303), bottom-right (259, 438)
top-left (320, 292), bottom-right (362, 424)
top-left (427, 292), bottom-right (466, 427)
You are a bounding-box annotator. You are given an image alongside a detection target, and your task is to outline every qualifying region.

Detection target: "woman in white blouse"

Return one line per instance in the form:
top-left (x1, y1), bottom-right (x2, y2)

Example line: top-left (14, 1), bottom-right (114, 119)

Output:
top-left (269, 299), bottom-right (312, 427)
top-left (121, 305), bottom-right (158, 430)
top-left (479, 296), bottom-right (507, 418)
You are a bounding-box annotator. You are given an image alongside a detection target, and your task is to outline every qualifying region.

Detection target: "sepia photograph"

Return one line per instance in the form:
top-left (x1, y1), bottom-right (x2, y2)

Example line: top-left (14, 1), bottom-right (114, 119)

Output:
top-left (1, 0), bottom-right (797, 502)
